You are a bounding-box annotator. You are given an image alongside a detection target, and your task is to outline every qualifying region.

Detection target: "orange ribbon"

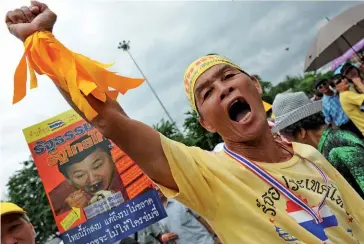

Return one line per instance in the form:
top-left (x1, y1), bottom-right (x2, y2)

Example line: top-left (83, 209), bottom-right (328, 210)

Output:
top-left (14, 31), bottom-right (144, 120)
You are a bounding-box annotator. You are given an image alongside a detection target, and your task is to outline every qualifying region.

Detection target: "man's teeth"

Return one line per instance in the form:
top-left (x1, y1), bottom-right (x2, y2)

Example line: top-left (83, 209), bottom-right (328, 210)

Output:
top-left (239, 112), bottom-right (251, 122)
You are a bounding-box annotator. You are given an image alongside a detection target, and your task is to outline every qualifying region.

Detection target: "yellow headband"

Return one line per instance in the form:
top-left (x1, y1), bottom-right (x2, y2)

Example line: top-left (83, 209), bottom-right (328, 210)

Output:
top-left (183, 55), bottom-right (241, 112)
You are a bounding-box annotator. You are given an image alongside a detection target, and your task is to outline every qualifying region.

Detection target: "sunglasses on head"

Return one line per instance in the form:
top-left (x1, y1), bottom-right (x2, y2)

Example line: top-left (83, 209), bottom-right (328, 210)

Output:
top-left (316, 82), bottom-right (327, 90)
top-left (333, 78), bottom-right (343, 87)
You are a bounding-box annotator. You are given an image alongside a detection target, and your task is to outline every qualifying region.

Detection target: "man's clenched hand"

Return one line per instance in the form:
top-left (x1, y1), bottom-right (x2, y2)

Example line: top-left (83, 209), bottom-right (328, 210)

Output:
top-left (5, 1), bottom-right (57, 42)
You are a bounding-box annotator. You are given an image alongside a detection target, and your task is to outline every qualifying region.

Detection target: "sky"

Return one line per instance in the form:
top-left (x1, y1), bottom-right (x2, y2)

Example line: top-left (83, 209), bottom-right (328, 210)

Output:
top-left (0, 0), bottom-right (361, 198)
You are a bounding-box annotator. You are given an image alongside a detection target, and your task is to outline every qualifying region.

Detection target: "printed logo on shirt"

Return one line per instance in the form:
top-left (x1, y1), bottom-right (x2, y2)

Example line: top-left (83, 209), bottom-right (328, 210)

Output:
top-left (255, 177), bottom-right (346, 218)
top-left (286, 197), bottom-right (338, 243)
top-left (256, 176), bottom-right (362, 243)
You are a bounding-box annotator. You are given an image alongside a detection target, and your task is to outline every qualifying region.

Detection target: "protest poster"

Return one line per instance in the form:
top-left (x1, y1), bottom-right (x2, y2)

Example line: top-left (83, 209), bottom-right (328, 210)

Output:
top-left (23, 109), bottom-right (167, 243)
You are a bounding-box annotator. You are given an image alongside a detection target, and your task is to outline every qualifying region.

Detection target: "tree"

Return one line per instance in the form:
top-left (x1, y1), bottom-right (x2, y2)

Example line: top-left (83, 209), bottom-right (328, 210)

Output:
top-left (252, 74), bottom-right (273, 95)
top-left (7, 158), bottom-right (57, 243)
top-left (154, 111), bottom-right (223, 151)
top-left (252, 74), bottom-right (274, 104)
top-left (263, 71), bottom-right (334, 104)
top-left (153, 119), bottom-right (186, 143)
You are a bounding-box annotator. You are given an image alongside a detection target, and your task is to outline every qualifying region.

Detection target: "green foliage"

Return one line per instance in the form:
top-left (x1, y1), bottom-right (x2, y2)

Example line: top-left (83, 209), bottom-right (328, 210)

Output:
top-left (153, 119), bottom-right (186, 143)
top-left (7, 158), bottom-right (57, 244)
top-left (260, 71), bottom-right (334, 104)
top-left (154, 111), bottom-right (223, 151)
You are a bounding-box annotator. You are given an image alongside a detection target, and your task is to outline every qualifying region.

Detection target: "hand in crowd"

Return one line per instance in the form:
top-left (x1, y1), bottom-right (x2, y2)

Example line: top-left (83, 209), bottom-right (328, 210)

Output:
top-left (65, 190), bottom-right (89, 209)
top-left (351, 77), bottom-right (364, 93)
top-left (161, 232), bottom-right (178, 243)
top-left (5, 1), bottom-right (56, 42)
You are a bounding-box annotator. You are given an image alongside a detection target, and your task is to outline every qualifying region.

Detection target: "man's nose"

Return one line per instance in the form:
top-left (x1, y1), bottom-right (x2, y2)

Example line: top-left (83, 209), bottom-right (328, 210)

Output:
top-left (218, 83), bottom-right (234, 101)
top-left (87, 171), bottom-right (99, 185)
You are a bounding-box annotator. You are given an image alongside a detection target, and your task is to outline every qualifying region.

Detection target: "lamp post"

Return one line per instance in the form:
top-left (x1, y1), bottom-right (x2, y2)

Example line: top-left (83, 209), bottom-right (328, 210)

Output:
top-left (118, 40), bottom-right (178, 127)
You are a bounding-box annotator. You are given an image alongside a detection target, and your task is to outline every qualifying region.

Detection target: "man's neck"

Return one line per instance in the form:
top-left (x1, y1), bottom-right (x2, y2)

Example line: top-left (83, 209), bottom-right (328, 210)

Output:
top-left (325, 90), bottom-right (334, 96)
top-left (310, 126), bottom-right (327, 149)
top-left (224, 126), bottom-right (292, 163)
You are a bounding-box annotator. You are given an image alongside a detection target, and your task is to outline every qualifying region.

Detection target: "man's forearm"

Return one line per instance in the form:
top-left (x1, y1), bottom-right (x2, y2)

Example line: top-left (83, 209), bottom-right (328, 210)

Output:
top-left (56, 85), bottom-right (128, 122)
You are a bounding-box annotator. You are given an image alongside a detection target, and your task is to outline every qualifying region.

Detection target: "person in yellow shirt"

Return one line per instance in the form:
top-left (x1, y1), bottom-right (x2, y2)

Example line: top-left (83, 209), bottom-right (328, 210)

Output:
top-left (340, 63), bottom-right (364, 94)
top-left (333, 75), bottom-right (364, 137)
top-left (5, 2), bottom-right (364, 243)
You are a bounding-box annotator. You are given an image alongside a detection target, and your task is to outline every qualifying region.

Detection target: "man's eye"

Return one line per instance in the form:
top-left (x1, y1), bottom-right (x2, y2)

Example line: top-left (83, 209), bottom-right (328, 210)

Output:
top-left (225, 73), bottom-right (236, 79)
top-left (203, 89), bottom-right (212, 100)
top-left (93, 163), bottom-right (103, 170)
top-left (74, 174), bottom-right (85, 179)
top-left (8, 224), bottom-right (21, 232)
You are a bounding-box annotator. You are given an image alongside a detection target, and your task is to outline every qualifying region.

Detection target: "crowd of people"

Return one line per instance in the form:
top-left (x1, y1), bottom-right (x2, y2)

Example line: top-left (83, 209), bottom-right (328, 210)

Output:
top-left (270, 62), bottom-right (364, 197)
top-left (2, 1), bottom-right (364, 244)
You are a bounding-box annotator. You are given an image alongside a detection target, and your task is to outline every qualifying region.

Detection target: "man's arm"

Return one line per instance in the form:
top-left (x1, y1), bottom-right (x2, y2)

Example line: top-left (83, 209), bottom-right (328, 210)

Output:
top-left (321, 103), bottom-right (333, 126)
top-left (352, 77), bottom-right (364, 94)
top-left (6, 2), bottom-right (177, 191)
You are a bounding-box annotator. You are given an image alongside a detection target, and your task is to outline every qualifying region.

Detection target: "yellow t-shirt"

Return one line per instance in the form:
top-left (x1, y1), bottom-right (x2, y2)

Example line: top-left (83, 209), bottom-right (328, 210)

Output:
top-left (339, 87), bottom-right (364, 136)
top-left (157, 135), bottom-right (364, 244)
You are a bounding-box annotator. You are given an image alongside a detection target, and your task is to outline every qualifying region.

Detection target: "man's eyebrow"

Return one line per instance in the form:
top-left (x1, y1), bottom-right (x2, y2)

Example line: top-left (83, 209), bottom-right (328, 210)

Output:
top-left (91, 159), bottom-right (102, 166)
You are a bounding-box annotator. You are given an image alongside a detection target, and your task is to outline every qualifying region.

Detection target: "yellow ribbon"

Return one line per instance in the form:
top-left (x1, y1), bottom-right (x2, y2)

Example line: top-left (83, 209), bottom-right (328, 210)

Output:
top-left (14, 31), bottom-right (145, 120)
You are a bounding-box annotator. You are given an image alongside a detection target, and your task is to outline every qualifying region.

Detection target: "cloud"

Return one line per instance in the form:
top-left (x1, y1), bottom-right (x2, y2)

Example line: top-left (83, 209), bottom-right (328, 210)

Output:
top-left (0, 0), bottom-right (360, 197)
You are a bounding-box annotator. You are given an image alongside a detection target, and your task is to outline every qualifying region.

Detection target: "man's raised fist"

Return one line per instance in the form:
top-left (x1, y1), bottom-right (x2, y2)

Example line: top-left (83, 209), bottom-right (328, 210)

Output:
top-left (5, 1), bottom-right (57, 41)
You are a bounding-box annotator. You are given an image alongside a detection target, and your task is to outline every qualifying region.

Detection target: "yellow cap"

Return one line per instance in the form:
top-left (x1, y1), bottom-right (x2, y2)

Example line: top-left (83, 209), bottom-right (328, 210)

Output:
top-left (1, 202), bottom-right (26, 216)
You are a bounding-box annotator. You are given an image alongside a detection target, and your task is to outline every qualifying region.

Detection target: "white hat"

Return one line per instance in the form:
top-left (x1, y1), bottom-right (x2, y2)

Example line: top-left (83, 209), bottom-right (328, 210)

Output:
top-left (271, 92), bottom-right (322, 133)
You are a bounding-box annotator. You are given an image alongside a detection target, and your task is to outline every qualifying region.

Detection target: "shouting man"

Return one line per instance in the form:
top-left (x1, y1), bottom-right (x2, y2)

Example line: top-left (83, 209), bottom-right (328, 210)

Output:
top-left (5, 2), bottom-right (364, 243)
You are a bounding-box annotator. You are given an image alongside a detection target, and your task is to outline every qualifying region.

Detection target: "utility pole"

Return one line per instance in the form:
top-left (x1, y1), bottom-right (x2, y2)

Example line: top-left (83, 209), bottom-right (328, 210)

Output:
top-left (118, 40), bottom-right (178, 128)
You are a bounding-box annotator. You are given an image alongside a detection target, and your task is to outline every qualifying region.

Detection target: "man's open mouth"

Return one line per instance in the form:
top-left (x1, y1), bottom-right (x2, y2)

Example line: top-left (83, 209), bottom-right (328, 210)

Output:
top-left (88, 182), bottom-right (104, 194)
top-left (228, 98), bottom-right (251, 123)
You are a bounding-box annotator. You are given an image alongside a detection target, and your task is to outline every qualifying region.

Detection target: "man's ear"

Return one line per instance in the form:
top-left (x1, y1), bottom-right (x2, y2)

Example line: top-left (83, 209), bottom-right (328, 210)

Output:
top-left (199, 117), bottom-right (217, 133)
top-left (299, 128), bottom-right (307, 139)
top-left (250, 76), bottom-right (263, 96)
